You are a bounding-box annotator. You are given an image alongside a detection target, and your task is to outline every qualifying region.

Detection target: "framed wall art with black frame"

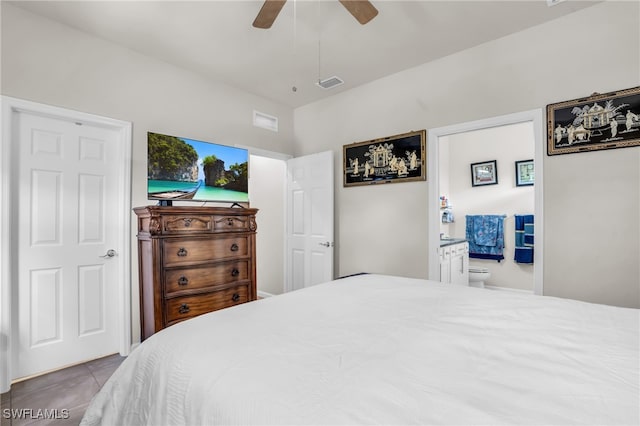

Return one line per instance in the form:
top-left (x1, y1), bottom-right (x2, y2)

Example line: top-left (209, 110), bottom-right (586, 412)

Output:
top-left (515, 159), bottom-right (534, 186)
top-left (470, 160), bottom-right (498, 187)
top-left (547, 86), bottom-right (640, 156)
top-left (343, 130), bottom-right (426, 187)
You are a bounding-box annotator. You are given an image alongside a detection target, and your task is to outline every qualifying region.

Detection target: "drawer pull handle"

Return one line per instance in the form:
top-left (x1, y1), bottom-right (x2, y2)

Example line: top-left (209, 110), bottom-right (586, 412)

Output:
top-left (230, 243), bottom-right (239, 252)
top-left (178, 303), bottom-right (190, 314)
top-left (232, 293), bottom-right (240, 302)
top-left (178, 276), bottom-right (189, 286)
top-left (177, 248), bottom-right (188, 257)
top-left (231, 268), bottom-right (239, 277)
top-left (227, 218), bottom-right (234, 226)
top-left (183, 218), bottom-right (192, 227)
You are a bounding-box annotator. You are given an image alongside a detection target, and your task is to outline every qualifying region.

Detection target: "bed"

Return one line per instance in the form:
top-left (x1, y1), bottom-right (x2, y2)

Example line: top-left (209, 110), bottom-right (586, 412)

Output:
top-left (80, 274), bottom-right (639, 425)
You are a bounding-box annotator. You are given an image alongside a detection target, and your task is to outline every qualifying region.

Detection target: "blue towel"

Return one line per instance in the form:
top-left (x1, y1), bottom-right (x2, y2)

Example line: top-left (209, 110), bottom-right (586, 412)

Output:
top-left (514, 214), bottom-right (534, 264)
top-left (466, 215), bottom-right (505, 262)
top-left (472, 215), bottom-right (500, 246)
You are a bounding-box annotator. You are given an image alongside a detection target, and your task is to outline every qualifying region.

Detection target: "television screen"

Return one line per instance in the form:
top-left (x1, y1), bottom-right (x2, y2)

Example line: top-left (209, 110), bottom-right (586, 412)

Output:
top-left (147, 132), bottom-right (249, 204)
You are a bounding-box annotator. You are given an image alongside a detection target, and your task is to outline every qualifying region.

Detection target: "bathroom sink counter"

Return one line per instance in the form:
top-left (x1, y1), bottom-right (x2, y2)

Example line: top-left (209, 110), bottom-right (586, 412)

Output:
top-left (440, 238), bottom-right (467, 248)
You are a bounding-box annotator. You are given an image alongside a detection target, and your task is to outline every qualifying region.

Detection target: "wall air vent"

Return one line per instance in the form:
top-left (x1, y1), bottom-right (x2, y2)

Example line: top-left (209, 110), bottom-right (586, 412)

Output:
top-left (316, 76), bottom-right (344, 90)
top-left (253, 110), bottom-right (278, 132)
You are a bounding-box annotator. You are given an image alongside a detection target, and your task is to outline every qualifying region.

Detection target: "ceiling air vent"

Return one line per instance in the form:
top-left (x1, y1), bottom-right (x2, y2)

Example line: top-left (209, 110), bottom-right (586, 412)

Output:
top-left (316, 76), bottom-right (344, 90)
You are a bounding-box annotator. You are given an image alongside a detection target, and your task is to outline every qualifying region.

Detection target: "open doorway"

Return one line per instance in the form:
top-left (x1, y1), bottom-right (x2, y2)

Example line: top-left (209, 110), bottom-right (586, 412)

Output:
top-left (439, 123), bottom-right (534, 291)
top-left (247, 150), bottom-right (289, 297)
top-left (427, 109), bottom-right (544, 295)
top-left (247, 149), bottom-right (334, 296)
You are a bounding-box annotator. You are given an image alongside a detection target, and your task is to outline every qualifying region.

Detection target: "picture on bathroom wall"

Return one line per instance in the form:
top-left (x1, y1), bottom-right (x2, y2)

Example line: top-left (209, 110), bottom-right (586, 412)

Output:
top-left (343, 130), bottom-right (426, 187)
top-left (470, 160), bottom-right (498, 187)
top-left (515, 159), bottom-right (534, 186)
top-left (547, 86), bottom-right (640, 155)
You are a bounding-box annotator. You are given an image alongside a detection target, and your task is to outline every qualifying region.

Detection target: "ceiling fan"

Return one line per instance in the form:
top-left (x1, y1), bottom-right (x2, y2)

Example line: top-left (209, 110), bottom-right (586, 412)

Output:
top-left (252, 0), bottom-right (378, 29)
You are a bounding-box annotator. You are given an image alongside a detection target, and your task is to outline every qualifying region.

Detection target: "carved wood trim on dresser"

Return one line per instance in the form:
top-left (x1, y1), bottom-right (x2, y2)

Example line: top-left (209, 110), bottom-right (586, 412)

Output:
top-left (134, 205), bottom-right (258, 340)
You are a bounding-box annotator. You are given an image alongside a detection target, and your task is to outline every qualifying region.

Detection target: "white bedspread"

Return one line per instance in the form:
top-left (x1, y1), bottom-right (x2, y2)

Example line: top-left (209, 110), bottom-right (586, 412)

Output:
top-left (81, 275), bottom-right (639, 425)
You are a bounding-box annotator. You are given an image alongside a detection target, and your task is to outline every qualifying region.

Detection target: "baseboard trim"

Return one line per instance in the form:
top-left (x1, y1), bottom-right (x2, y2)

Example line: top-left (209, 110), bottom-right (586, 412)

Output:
top-left (485, 285), bottom-right (534, 294)
top-left (257, 290), bottom-right (275, 298)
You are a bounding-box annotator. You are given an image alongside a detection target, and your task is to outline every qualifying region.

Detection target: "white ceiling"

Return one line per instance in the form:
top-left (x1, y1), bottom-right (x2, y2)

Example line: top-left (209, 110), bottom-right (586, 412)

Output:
top-left (11, 0), bottom-right (598, 108)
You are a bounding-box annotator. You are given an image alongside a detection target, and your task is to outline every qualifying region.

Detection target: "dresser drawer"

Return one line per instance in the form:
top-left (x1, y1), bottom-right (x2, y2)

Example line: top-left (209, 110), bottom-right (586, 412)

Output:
top-left (163, 236), bottom-right (250, 266)
top-left (165, 284), bottom-right (249, 324)
top-left (164, 260), bottom-right (249, 295)
top-left (212, 215), bottom-right (254, 232)
top-left (161, 215), bottom-right (213, 234)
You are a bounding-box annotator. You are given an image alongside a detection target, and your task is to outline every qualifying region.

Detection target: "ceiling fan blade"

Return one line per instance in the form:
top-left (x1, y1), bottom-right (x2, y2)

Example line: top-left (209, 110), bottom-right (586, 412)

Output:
top-left (252, 0), bottom-right (287, 29)
top-left (338, 0), bottom-right (378, 25)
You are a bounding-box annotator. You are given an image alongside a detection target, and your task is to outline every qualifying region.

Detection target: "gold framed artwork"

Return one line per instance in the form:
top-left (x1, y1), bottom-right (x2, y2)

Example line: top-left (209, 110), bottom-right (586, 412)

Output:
top-left (343, 130), bottom-right (426, 187)
top-left (547, 86), bottom-right (640, 155)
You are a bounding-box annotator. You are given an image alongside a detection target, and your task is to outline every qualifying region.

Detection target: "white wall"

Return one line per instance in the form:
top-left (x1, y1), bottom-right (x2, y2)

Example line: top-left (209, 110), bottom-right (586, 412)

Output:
top-left (441, 123), bottom-right (535, 292)
top-left (1, 3), bottom-right (295, 342)
top-left (294, 2), bottom-right (640, 307)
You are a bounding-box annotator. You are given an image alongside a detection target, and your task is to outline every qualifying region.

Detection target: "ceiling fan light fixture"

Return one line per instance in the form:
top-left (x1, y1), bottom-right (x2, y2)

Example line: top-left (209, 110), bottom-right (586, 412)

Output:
top-left (316, 76), bottom-right (344, 90)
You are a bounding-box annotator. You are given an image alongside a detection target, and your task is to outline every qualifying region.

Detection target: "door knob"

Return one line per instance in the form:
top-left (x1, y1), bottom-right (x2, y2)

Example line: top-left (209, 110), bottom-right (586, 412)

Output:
top-left (318, 242), bottom-right (333, 247)
top-left (100, 249), bottom-right (117, 258)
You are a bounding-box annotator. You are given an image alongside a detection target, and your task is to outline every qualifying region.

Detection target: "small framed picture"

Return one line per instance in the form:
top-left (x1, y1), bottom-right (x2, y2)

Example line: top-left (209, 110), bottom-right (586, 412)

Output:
top-left (515, 159), bottom-right (534, 186)
top-left (470, 160), bottom-right (498, 187)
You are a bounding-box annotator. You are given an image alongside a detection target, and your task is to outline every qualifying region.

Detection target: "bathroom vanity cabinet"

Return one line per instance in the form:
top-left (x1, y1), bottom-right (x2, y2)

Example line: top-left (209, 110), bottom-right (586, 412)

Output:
top-left (439, 240), bottom-right (469, 286)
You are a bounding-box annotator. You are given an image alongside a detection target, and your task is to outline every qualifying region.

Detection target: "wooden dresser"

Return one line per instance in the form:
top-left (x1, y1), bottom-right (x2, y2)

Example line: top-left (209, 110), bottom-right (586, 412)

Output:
top-left (134, 205), bottom-right (258, 340)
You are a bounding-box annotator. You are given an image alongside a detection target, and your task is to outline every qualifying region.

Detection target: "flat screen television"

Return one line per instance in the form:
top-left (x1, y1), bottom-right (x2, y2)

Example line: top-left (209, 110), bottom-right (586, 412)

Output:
top-left (147, 132), bottom-right (249, 206)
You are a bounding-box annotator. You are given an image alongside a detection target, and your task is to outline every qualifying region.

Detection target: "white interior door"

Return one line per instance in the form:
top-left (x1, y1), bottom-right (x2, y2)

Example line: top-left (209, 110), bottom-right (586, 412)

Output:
top-left (15, 111), bottom-right (121, 378)
top-left (286, 151), bottom-right (334, 291)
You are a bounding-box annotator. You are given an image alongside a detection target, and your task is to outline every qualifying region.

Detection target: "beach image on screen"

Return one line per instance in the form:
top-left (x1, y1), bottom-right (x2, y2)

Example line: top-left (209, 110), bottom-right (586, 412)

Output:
top-left (147, 132), bottom-right (249, 203)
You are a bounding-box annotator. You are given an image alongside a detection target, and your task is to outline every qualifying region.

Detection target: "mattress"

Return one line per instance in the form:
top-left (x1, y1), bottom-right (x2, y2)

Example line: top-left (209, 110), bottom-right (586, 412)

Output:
top-left (80, 274), bottom-right (639, 425)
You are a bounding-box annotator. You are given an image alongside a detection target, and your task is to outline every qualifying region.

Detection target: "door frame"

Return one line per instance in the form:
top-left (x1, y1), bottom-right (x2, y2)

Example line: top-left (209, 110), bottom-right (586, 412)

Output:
top-left (427, 109), bottom-right (544, 295)
top-left (0, 96), bottom-right (133, 392)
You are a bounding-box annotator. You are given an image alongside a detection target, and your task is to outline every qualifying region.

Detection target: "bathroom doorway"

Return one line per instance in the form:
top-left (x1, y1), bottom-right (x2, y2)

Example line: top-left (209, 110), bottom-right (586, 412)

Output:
top-left (427, 110), bottom-right (544, 295)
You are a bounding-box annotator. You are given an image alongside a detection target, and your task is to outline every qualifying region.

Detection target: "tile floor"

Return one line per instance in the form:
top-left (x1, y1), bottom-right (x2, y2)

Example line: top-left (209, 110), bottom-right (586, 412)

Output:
top-left (1, 354), bottom-right (125, 426)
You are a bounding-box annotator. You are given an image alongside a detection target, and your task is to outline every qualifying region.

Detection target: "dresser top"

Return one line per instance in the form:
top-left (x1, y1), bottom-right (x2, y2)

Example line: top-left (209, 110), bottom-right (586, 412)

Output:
top-left (134, 205), bottom-right (258, 216)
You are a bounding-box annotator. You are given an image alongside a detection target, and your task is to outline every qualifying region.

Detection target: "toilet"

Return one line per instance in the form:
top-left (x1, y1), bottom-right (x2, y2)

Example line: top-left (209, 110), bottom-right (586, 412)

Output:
top-left (468, 267), bottom-right (491, 288)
